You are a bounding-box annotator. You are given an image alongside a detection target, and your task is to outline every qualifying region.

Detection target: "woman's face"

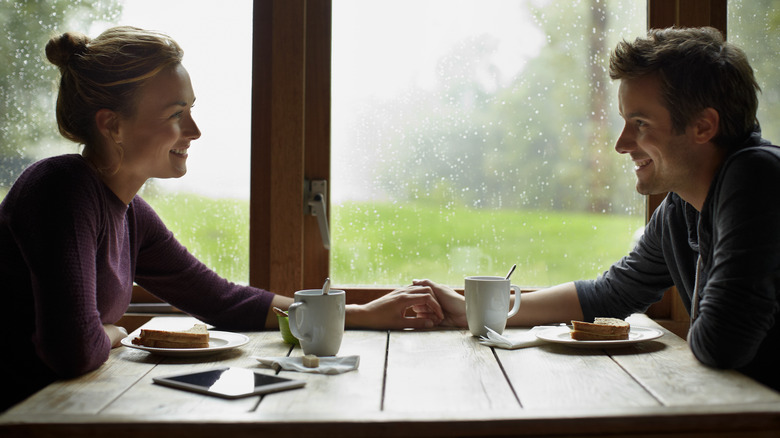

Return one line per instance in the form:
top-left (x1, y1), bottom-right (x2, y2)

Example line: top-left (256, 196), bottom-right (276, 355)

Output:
top-left (116, 63), bottom-right (200, 183)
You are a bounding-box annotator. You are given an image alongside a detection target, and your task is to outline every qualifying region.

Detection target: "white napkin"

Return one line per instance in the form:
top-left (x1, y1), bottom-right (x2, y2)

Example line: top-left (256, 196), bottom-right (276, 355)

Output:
top-left (252, 355), bottom-right (360, 374)
top-left (478, 326), bottom-right (549, 350)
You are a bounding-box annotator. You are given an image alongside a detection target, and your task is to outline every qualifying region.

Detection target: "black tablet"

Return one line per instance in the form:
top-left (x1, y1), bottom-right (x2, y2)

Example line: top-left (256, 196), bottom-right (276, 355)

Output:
top-left (153, 367), bottom-right (305, 399)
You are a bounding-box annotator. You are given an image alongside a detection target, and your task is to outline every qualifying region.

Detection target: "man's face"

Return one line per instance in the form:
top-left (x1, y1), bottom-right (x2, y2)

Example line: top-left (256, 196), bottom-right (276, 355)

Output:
top-left (614, 75), bottom-right (699, 197)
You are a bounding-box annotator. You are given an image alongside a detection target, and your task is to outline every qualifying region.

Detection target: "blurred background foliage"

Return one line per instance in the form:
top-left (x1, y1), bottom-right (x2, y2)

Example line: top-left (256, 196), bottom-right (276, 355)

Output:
top-left (0, 0), bottom-right (122, 185)
top-left (1, 0), bottom-right (777, 287)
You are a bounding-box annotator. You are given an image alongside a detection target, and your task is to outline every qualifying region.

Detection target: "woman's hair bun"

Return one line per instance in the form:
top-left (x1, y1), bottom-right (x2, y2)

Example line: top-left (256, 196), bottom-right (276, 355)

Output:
top-left (45, 32), bottom-right (90, 68)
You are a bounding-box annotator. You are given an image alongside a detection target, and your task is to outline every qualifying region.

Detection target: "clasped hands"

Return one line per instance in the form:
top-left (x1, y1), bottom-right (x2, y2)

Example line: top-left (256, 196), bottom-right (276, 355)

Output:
top-left (347, 279), bottom-right (468, 329)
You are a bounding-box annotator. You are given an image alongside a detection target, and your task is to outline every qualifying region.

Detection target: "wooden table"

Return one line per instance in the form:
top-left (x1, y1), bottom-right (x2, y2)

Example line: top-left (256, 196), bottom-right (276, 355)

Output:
top-left (2, 314), bottom-right (779, 437)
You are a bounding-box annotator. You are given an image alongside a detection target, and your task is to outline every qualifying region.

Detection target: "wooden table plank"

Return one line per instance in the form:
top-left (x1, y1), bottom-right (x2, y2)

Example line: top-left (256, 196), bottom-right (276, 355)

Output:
top-left (7, 316), bottom-right (293, 419)
top-left (99, 328), bottom-right (291, 417)
top-left (3, 315), bottom-right (780, 438)
top-left (383, 329), bottom-right (521, 416)
top-left (497, 314), bottom-right (780, 412)
top-left (4, 346), bottom-right (160, 416)
top-left (255, 330), bottom-right (388, 420)
top-left (612, 314), bottom-right (780, 406)
top-left (495, 328), bottom-right (661, 410)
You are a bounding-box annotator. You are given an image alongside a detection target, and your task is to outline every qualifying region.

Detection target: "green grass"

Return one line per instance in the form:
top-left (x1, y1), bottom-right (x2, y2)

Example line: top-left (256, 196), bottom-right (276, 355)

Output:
top-left (145, 194), bottom-right (251, 283)
top-left (331, 201), bottom-right (643, 287)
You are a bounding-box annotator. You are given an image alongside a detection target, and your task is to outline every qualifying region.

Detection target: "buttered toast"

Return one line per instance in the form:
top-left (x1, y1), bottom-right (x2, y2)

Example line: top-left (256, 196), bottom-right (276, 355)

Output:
top-left (570, 317), bottom-right (630, 341)
top-left (132, 323), bottom-right (210, 348)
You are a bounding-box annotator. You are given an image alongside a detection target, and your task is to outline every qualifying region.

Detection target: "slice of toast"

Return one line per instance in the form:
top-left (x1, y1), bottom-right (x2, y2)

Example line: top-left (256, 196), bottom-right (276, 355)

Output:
top-left (570, 317), bottom-right (630, 341)
top-left (132, 323), bottom-right (210, 348)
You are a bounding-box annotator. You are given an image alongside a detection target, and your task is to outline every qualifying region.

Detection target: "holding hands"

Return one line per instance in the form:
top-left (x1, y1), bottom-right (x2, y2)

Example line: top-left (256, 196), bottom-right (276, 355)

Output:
top-left (411, 279), bottom-right (468, 328)
top-left (342, 279), bottom-right (468, 330)
top-left (272, 278), bottom-right (492, 331)
top-left (347, 284), bottom-right (446, 329)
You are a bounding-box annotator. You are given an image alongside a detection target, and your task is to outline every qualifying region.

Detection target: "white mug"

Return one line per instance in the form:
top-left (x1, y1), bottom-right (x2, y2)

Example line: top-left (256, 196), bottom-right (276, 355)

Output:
top-left (464, 276), bottom-right (521, 337)
top-left (288, 289), bottom-right (345, 356)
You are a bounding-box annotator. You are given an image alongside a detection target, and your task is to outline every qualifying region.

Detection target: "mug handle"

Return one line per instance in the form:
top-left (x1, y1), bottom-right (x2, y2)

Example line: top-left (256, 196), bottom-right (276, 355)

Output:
top-left (287, 301), bottom-right (312, 343)
top-left (507, 285), bottom-right (521, 318)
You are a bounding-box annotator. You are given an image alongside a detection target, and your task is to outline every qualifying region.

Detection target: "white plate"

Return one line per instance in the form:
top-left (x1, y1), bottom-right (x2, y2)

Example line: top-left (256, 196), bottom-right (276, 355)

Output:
top-left (121, 330), bottom-right (249, 357)
top-left (535, 325), bottom-right (663, 348)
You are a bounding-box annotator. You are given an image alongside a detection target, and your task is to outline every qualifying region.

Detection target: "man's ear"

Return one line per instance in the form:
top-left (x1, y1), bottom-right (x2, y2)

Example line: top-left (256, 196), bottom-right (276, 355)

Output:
top-left (692, 107), bottom-right (719, 144)
top-left (94, 108), bottom-right (122, 145)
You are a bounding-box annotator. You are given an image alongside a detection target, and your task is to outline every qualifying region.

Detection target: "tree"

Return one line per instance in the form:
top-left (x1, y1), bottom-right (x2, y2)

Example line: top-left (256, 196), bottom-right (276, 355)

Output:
top-left (0, 0), bottom-right (121, 186)
top-left (364, 0), bottom-right (644, 214)
top-left (728, 0), bottom-right (780, 145)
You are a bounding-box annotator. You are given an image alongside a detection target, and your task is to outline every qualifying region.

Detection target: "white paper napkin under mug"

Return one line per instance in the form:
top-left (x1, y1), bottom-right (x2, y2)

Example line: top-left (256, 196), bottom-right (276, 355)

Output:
top-left (478, 326), bottom-right (550, 350)
top-left (253, 355), bottom-right (360, 374)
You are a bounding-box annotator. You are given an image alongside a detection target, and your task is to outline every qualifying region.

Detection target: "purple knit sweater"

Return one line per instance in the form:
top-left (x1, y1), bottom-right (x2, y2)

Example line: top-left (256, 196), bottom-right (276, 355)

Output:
top-left (0, 154), bottom-right (274, 409)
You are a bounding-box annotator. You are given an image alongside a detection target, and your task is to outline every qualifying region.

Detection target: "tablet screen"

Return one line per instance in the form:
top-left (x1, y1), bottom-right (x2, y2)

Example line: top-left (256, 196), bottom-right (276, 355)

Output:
top-left (153, 367), bottom-right (305, 399)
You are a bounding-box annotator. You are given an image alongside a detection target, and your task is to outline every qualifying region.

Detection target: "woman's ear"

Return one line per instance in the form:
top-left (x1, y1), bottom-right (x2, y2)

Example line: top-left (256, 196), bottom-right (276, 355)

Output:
top-left (94, 109), bottom-right (122, 145)
top-left (692, 107), bottom-right (720, 145)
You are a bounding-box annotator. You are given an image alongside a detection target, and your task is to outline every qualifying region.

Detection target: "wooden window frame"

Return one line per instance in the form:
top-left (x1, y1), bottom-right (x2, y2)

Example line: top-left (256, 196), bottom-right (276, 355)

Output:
top-left (248, 0), bottom-right (727, 322)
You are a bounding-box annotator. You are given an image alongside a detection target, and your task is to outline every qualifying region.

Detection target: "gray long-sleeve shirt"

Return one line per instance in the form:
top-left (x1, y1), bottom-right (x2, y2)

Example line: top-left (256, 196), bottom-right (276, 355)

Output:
top-left (576, 131), bottom-right (780, 390)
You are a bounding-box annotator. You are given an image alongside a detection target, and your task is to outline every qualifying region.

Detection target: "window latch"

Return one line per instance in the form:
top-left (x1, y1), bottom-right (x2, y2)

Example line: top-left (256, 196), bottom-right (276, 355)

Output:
top-left (305, 179), bottom-right (330, 250)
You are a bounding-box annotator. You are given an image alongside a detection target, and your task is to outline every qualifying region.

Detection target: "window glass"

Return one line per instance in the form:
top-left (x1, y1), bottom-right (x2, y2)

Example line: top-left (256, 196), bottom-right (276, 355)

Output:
top-left (1, 1), bottom-right (120, 191)
top-left (1, 0), bottom-right (252, 284)
top-left (728, 0), bottom-right (780, 146)
top-left (332, 0), bottom-right (647, 287)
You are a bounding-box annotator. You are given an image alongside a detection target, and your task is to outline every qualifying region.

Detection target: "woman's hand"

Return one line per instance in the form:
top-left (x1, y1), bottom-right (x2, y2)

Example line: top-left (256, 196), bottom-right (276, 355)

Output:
top-left (412, 279), bottom-right (468, 328)
top-left (346, 285), bottom-right (445, 329)
top-left (102, 324), bottom-right (128, 348)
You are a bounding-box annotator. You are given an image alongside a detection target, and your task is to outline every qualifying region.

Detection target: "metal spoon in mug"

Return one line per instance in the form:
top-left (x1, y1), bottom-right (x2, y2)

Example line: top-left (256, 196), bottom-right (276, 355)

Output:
top-left (322, 277), bottom-right (331, 295)
top-left (505, 264), bottom-right (517, 280)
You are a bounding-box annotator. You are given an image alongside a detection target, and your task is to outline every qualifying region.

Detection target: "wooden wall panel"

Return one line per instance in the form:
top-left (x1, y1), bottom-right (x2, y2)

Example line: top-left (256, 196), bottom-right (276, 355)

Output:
top-left (250, 0), bottom-right (307, 296)
top-left (303, 1), bottom-right (332, 290)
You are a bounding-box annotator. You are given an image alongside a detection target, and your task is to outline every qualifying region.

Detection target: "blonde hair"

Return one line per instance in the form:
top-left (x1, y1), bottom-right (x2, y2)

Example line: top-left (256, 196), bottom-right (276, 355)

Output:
top-left (45, 26), bottom-right (183, 155)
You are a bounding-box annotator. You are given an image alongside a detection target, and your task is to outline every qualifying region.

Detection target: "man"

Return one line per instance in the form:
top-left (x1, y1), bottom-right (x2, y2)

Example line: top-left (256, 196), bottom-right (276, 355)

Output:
top-left (416, 27), bottom-right (780, 390)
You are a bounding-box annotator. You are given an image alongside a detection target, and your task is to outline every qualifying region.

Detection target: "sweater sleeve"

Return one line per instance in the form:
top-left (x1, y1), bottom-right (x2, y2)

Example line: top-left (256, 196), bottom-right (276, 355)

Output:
top-left (6, 160), bottom-right (112, 377)
top-left (688, 148), bottom-right (780, 369)
top-left (575, 198), bottom-right (676, 322)
top-left (130, 197), bottom-right (275, 330)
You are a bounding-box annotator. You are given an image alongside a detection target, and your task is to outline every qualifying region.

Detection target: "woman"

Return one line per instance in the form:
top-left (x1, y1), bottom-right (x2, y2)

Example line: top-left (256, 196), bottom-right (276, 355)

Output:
top-left (0, 26), bottom-right (442, 410)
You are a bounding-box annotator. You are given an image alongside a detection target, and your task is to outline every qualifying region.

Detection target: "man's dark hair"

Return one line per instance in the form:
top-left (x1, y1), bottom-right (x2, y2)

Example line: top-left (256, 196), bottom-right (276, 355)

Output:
top-left (610, 27), bottom-right (760, 149)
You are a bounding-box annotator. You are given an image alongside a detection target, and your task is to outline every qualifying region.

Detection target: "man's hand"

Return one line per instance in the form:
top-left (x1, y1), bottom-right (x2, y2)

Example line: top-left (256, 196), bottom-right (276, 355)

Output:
top-left (346, 285), bottom-right (445, 329)
top-left (412, 279), bottom-right (468, 328)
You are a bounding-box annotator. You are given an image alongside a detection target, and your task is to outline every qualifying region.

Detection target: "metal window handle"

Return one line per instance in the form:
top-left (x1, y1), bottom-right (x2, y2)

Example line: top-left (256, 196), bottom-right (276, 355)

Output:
top-left (306, 179), bottom-right (330, 250)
